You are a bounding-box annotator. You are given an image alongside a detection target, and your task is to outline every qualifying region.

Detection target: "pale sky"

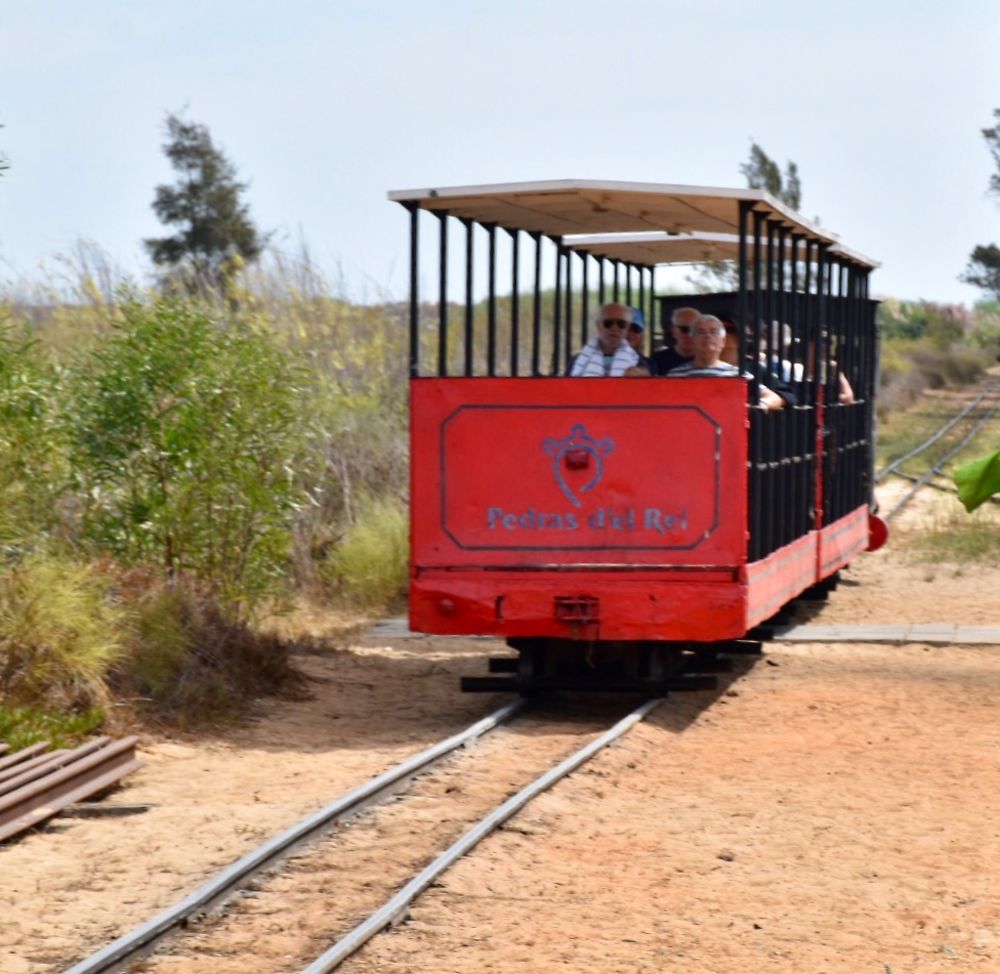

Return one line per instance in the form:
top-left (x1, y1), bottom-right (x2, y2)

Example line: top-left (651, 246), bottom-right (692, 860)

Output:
top-left (3, 0), bottom-right (1000, 305)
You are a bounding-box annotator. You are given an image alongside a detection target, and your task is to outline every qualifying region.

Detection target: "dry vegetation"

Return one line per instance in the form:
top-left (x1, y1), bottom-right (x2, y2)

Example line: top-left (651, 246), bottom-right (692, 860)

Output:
top-left (1, 248), bottom-right (998, 746)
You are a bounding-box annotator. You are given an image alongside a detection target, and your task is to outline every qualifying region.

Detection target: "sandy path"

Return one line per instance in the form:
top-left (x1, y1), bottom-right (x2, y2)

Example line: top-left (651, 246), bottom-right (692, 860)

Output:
top-left (1, 478), bottom-right (998, 973)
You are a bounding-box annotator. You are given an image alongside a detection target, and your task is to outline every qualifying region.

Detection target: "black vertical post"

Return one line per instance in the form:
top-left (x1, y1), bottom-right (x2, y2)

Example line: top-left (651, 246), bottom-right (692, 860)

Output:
top-left (638, 266), bottom-right (646, 355)
top-left (817, 244), bottom-right (831, 525)
top-left (776, 225), bottom-right (789, 547)
top-left (509, 228), bottom-right (520, 377)
top-left (612, 260), bottom-right (620, 301)
top-left (598, 258), bottom-right (606, 305)
top-left (437, 210), bottom-right (448, 377)
top-left (763, 219), bottom-right (779, 556)
top-left (751, 211), bottom-right (765, 404)
top-left (531, 232), bottom-right (542, 376)
top-left (749, 209), bottom-right (765, 560)
top-left (463, 219), bottom-right (474, 377)
top-left (737, 202), bottom-right (751, 373)
top-left (802, 238), bottom-right (816, 537)
top-left (486, 223), bottom-right (497, 377)
top-left (765, 220), bottom-right (777, 374)
top-left (738, 202), bottom-right (751, 559)
top-left (552, 236), bottom-right (563, 375)
top-left (407, 202), bottom-right (419, 378)
top-left (564, 246), bottom-right (574, 372)
top-left (789, 234), bottom-right (801, 388)
top-left (581, 253), bottom-right (590, 347)
top-left (625, 264), bottom-right (633, 305)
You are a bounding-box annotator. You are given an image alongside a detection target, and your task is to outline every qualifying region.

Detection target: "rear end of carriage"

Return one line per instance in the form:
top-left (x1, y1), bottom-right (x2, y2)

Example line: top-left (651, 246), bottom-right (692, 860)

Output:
top-left (389, 180), bottom-right (884, 693)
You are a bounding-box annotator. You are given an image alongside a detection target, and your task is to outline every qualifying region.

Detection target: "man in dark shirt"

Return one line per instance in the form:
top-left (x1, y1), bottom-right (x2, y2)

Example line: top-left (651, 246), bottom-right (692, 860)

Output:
top-left (651, 306), bottom-right (699, 375)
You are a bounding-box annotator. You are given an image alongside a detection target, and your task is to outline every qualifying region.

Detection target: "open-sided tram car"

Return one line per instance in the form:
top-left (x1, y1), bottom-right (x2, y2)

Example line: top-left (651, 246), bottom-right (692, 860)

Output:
top-left (389, 180), bottom-right (886, 692)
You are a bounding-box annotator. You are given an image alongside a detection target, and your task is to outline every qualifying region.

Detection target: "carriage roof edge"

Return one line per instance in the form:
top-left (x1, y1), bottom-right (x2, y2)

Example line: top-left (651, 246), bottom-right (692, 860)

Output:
top-left (386, 179), bottom-right (841, 248)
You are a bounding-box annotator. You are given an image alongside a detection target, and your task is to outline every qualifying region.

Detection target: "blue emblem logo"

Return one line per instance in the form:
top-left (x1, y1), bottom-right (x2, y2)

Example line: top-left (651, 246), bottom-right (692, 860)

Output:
top-left (542, 424), bottom-right (615, 508)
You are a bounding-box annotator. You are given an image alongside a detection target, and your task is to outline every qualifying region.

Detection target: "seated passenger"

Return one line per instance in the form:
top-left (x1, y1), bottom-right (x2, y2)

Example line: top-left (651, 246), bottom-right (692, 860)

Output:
top-left (569, 302), bottom-right (640, 376)
top-left (804, 339), bottom-right (856, 404)
top-left (626, 307), bottom-right (653, 374)
top-left (651, 306), bottom-right (698, 375)
top-left (719, 316), bottom-right (794, 409)
top-left (669, 315), bottom-right (783, 410)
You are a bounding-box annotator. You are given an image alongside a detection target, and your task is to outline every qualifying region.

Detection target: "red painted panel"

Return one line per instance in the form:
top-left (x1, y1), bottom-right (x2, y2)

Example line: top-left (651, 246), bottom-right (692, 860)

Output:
top-left (411, 570), bottom-right (747, 642)
top-left (411, 378), bottom-right (748, 569)
top-left (744, 532), bottom-right (819, 629)
top-left (817, 506), bottom-right (869, 576)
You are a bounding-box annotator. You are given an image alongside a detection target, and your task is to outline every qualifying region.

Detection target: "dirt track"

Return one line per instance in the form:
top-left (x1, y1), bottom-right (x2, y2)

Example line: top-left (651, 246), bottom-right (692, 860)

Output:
top-left (1, 481), bottom-right (999, 974)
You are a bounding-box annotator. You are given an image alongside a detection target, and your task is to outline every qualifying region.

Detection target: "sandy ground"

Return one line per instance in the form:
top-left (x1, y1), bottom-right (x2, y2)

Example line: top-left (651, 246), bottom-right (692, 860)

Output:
top-left (1, 479), bottom-right (999, 974)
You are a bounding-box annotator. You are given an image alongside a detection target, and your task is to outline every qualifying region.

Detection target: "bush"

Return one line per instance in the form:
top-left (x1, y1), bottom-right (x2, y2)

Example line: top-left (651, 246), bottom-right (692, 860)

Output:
top-left (0, 554), bottom-right (125, 711)
top-left (908, 342), bottom-right (989, 388)
top-left (323, 495), bottom-right (409, 609)
top-left (65, 297), bottom-right (314, 613)
top-left (112, 574), bottom-right (304, 725)
top-left (0, 321), bottom-right (66, 557)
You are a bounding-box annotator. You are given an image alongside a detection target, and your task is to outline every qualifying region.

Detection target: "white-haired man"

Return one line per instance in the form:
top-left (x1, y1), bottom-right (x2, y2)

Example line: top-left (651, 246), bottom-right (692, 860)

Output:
top-left (651, 306), bottom-right (699, 375)
top-left (669, 314), bottom-right (783, 409)
top-left (569, 302), bottom-right (640, 376)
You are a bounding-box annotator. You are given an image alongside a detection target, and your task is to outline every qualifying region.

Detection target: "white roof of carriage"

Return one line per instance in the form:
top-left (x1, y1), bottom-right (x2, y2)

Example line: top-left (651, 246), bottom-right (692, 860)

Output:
top-left (387, 180), bottom-right (875, 266)
top-left (561, 230), bottom-right (880, 269)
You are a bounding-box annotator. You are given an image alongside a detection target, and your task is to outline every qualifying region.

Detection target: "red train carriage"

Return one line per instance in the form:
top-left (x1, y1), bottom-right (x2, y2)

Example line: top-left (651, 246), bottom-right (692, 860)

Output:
top-left (389, 180), bottom-right (886, 692)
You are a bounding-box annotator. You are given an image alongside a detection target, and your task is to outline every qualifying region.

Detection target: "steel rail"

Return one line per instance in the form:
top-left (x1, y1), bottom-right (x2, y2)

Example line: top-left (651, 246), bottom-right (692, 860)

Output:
top-left (885, 468), bottom-right (1000, 505)
top-left (876, 381), bottom-right (1000, 483)
top-left (63, 700), bottom-right (526, 974)
top-left (885, 393), bottom-right (1000, 521)
top-left (300, 697), bottom-right (663, 974)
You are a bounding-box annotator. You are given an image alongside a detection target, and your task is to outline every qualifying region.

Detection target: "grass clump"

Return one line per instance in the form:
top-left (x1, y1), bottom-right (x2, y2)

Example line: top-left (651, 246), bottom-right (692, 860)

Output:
top-left (0, 554), bottom-right (125, 712)
top-left (0, 706), bottom-right (105, 752)
top-left (910, 510), bottom-right (1000, 563)
top-left (323, 495), bottom-right (408, 609)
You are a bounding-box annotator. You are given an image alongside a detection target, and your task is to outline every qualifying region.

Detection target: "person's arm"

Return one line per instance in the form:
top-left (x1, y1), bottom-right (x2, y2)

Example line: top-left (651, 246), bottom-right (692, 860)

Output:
top-left (758, 384), bottom-right (785, 411)
top-left (838, 371), bottom-right (855, 404)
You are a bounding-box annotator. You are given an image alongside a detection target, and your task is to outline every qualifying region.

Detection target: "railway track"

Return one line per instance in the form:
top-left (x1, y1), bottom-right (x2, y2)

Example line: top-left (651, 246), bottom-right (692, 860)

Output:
top-left (61, 689), bottom-right (719, 974)
top-left (876, 379), bottom-right (1000, 520)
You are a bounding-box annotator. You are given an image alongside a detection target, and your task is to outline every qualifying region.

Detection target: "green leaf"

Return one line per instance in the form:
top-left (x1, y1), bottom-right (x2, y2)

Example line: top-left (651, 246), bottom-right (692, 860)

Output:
top-left (954, 449), bottom-right (1000, 513)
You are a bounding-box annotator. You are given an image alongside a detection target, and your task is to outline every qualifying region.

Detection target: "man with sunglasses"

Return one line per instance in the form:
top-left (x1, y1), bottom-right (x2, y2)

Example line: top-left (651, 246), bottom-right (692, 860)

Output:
top-left (651, 306), bottom-right (699, 375)
top-left (569, 302), bottom-right (641, 376)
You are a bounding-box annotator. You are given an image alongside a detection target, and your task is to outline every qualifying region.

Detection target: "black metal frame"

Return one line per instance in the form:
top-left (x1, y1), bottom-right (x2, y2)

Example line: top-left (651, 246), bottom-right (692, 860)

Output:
top-left (402, 207), bottom-right (656, 379)
top-left (401, 200), bottom-right (877, 563)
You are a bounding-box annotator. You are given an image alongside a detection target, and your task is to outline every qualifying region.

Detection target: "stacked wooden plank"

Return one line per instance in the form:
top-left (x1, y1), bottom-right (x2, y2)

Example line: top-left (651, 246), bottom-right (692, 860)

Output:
top-left (0, 736), bottom-right (143, 842)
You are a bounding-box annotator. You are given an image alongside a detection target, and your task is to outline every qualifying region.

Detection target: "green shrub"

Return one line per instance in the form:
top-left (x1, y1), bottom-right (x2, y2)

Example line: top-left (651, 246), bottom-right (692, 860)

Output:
top-left (0, 706), bottom-right (105, 751)
top-left (65, 297), bottom-right (314, 613)
top-left (0, 555), bottom-right (125, 711)
top-left (324, 495), bottom-right (409, 609)
top-left (0, 321), bottom-right (66, 556)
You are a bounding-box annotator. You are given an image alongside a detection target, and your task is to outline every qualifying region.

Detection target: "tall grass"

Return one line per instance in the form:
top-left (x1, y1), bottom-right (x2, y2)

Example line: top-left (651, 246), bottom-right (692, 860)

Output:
top-left (0, 554), bottom-right (125, 711)
top-left (0, 249), bottom-right (411, 733)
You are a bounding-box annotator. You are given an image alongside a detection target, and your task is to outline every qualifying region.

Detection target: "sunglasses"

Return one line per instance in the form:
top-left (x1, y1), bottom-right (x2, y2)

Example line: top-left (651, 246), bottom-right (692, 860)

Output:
top-left (602, 318), bottom-right (629, 330)
top-left (628, 325), bottom-right (643, 335)
top-left (675, 325), bottom-right (692, 334)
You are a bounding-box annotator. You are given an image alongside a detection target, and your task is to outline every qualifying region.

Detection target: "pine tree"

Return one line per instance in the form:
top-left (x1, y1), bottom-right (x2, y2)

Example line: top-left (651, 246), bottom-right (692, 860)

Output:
top-left (688, 142), bottom-right (805, 292)
top-left (145, 113), bottom-right (264, 293)
top-left (960, 110), bottom-right (1000, 300)
top-left (740, 141), bottom-right (802, 210)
